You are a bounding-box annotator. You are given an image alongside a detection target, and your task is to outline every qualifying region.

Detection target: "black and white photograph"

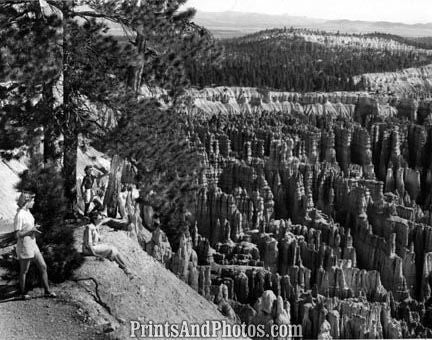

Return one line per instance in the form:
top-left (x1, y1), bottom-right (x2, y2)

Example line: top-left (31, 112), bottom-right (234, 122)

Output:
top-left (1, 0), bottom-right (432, 339)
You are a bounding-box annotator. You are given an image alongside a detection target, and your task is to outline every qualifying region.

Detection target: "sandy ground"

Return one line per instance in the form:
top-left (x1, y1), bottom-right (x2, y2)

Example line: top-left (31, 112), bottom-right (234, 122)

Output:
top-left (0, 294), bottom-right (105, 340)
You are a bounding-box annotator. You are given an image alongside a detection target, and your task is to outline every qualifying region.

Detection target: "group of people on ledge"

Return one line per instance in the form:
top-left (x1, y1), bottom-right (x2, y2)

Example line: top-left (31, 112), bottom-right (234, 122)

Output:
top-left (13, 164), bottom-right (137, 300)
top-left (80, 164), bottom-right (139, 222)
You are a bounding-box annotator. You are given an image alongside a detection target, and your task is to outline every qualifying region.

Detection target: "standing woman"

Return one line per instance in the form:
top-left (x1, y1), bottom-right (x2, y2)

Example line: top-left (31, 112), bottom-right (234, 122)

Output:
top-left (14, 191), bottom-right (56, 299)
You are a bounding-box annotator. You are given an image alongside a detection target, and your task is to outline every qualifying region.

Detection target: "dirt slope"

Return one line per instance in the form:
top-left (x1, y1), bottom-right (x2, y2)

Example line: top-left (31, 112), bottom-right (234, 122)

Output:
top-left (0, 297), bottom-right (103, 340)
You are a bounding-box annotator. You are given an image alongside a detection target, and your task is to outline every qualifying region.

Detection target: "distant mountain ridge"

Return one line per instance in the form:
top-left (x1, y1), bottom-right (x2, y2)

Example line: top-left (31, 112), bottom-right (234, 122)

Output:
top-left (193, 11), bottom-right (432, 39)
top-left (185, 27), bottom-right (432, 94)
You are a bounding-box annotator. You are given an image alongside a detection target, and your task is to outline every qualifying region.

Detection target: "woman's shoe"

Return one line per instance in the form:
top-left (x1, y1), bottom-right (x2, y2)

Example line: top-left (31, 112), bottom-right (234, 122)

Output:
top-left (44, 291), bottom-right (57, 298)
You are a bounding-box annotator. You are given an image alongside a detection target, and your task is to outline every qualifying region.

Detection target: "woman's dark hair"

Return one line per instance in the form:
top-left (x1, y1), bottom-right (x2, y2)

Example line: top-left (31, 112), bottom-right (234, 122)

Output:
top-left (89, 211), bottom-right (100, 224)
top-left (17, 191), bottom-right (36, 209)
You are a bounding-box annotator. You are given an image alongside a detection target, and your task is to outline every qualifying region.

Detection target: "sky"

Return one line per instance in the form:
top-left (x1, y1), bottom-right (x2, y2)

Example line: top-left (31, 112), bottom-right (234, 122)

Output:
top-left (184, 0), bottom-right (432, 24)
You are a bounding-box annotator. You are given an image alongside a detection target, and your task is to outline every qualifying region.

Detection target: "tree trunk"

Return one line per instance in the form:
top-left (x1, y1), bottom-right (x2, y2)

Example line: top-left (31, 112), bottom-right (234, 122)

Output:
top-left (121, 159), bottom-right (136, 183)
top-left (29, 129), bottom-right (44, 161)
top-left (104, 154), bottom-right (125, 217)
top-left (61, 7), bottom-right (78, 214)
top-left (42, 81), bottom-right (61, 163)
top-left (133, 33), bottom-right (145, 94)
top-left (43, 125), bottom-right (58, 163)
top-left (63, 131), bottom-right (78, 213)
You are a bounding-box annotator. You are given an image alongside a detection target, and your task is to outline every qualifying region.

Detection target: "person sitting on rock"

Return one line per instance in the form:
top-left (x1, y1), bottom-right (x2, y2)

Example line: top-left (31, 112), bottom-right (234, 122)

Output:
top-left (82, 211), bottom-right (133, 277)
top-left (88, 186), bottom-right (106, 215)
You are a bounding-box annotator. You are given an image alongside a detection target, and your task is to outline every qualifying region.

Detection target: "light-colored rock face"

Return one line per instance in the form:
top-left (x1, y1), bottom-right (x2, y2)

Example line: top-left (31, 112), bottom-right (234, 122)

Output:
top-left (185, 85), bottom-right (432, 121)
top-left (187, 87), bottom-right (364, 118)
top-left (0, 158), bottom-right (25, 226)
top-left (260, 290), bottom-right (276, 314)
top-left (353, 64), bottom-right (432, 96)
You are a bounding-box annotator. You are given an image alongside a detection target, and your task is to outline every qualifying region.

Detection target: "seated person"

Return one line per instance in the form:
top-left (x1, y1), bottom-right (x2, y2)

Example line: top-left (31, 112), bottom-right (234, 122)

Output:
top-left (82, 211), bottom-right (134, 277)
top-left (89, 187), bottom-right (106, 215)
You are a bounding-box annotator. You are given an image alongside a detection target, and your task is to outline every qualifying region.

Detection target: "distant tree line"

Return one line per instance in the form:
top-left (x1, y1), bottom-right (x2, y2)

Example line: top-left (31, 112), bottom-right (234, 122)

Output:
top-left (366, 32), bottom-right (432, 50)
top-left (186, 28), bottom-right (432, 92)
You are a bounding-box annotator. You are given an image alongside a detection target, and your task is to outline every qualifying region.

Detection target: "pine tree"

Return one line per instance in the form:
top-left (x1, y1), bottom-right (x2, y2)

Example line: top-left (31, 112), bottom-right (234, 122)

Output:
top-left (1, 0), bottom-right (220, 213)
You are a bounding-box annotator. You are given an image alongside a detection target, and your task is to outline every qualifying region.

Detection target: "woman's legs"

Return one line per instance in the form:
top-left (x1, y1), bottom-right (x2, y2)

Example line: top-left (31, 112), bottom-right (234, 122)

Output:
top-left (33, 250), bottom-right (50, 293)
top-left (109, 247), bottom-right (133, 276)
top-left (113, 253), bottom-right (127, 270)
top-left (19, 258), bottom-right (31, 295)
top-left (92, 244), bottom-right (133, 277)
top-left (114, 253), bottom-right (135, 278)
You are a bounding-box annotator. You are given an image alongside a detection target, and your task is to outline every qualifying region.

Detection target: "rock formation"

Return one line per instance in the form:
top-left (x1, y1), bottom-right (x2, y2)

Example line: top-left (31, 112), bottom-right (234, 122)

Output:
top-left (161, 84), bottom-right (432, 339)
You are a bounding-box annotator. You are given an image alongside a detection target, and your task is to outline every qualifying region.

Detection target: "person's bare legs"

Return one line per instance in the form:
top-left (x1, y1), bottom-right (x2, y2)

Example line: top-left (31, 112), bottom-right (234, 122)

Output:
top-left (84, 203), bottom-right (90, 216)
top-left (114, 253), bottom-right (127, 270)
top-left (19, 258), bottom-right (31, 296)
top-left (113, 252), bottom-right (135, 278)
top-left (34, 250), bottom-right (50, 294)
